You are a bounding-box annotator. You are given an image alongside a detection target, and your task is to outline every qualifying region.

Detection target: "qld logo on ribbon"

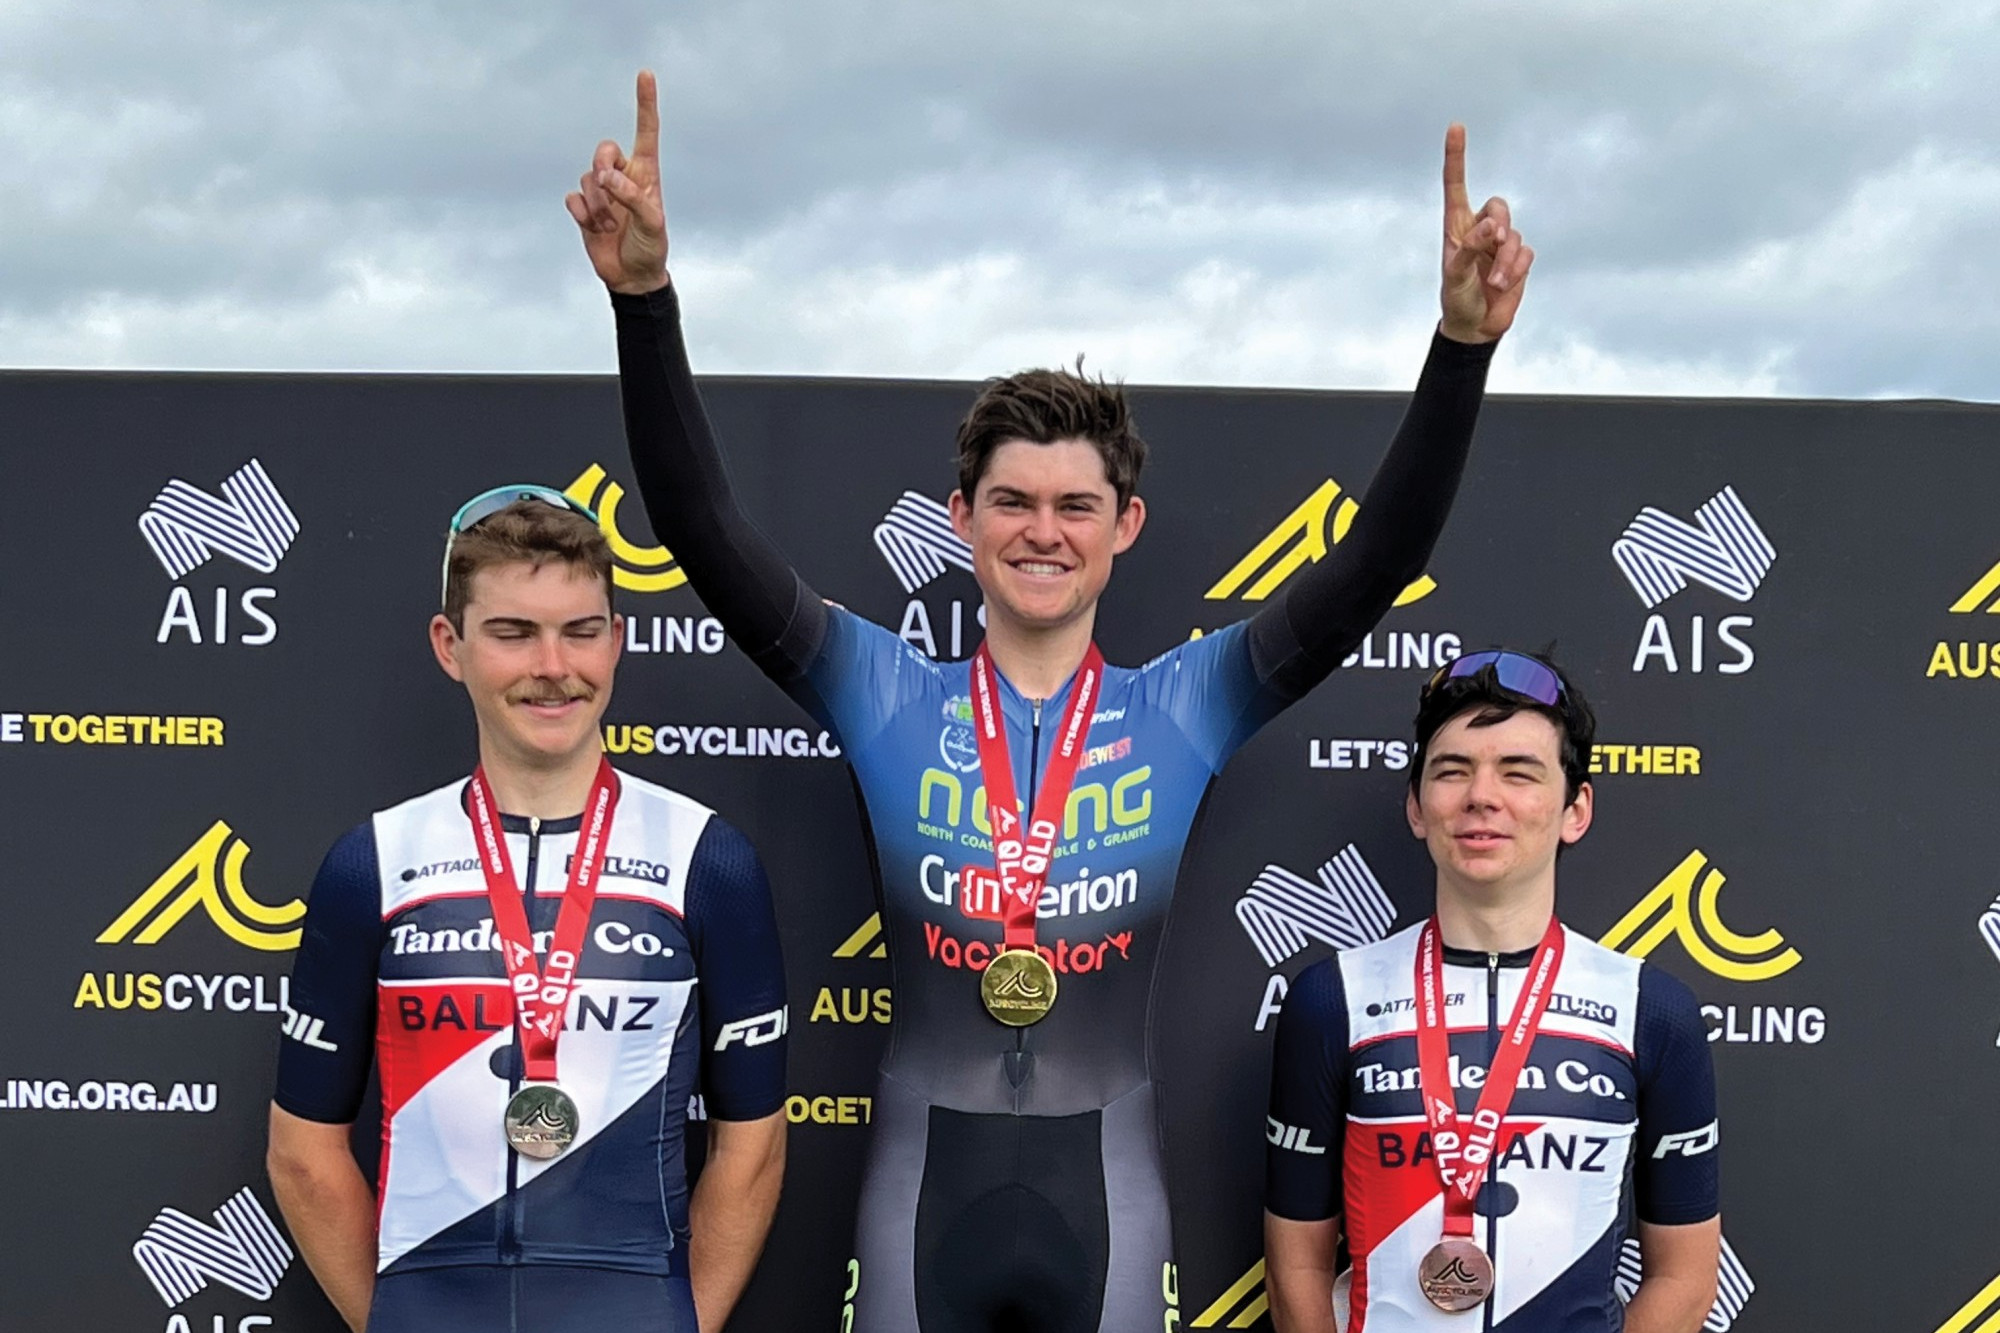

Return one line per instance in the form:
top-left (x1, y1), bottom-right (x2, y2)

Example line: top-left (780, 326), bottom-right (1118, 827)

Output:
top-left (133, 1186), bottom-right (293, 1307)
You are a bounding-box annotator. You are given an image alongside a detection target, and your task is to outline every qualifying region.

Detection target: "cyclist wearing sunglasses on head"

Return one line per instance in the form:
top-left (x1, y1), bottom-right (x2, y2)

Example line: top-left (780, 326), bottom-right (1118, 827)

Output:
top-left (1265, 651), bottom-right (1721, 1333)
top-left (266, 489), bottom-right (789, 1333)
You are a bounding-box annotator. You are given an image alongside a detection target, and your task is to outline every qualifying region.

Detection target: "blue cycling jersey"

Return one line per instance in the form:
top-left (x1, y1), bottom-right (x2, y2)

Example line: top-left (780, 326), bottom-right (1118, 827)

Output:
top-left (795, 609), bottom-right (1280, 1115)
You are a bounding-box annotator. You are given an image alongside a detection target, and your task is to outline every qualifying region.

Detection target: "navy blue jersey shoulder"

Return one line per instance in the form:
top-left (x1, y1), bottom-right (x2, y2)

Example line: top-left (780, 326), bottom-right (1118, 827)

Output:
top-left (1633, 961), bottom-right (1720, 1226)
top-left (685, 815), bottom-right (788, 1122)
top-left (1264, 958), bottom-right (1349, 1222)
top-left (273, 820), bottom-right (381, 1125)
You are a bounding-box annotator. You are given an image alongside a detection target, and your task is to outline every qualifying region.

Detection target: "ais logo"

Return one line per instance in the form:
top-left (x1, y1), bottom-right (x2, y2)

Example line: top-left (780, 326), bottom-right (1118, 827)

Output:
top-left (871, 490), bottom-right (984, 660)
top-left (1615, 486), bottom-right (1774, 675)
top-left (1927, 557), bottom-right (2000, 680)
top-left (99, 822), bottom-right (304, 953)
top-left (565, 463), bottom-right (685, 593)
top-left (132, 1184), bottom-right (293, 1311)
top-left (1600, 851), bottom-right (1798, 982)
top-left (141, 459), bottom-right (297, 647)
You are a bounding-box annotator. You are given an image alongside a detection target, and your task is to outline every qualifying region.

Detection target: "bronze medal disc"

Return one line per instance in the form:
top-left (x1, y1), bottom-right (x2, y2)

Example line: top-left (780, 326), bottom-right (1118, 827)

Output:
top-left (980, 948), bottom-right (1058, 1026)
top-left (1418, 1237), bottom-right (1494, 1313)
top-left (504, 1084), bottom-right (580, 1160)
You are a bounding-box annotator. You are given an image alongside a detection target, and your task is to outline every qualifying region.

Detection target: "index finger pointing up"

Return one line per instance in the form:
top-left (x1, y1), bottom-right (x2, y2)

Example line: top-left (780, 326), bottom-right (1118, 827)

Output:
top-left (1442, 123), bottom-right (1469, 220)
top-left (633, 69), bottom-right (660, 162)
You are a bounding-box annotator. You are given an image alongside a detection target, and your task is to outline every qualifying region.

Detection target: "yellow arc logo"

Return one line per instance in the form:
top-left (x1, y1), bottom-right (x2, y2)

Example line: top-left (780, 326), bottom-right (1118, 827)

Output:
top-left (1600, 850), bottom-right (1799, 982)
top-left (98, 821), bottom-right (304, 952)
top-left (1948, 558), bottom-right (2000, 614)
top-left (565, 464), bottom-right (687, 594)
top-left (1191, 1259), bottom-right (1269, 1329)
top-left (833, 913), bottom-right (888, 959)
top-left (1205, 480), bottom-right (1435, 605)
top-left (1935, 1271), bottom-right (2000, 1333)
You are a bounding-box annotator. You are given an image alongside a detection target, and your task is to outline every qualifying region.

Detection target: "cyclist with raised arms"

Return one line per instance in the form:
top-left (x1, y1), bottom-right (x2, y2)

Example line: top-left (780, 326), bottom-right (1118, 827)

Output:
top-left (568, 71), bottom-right (1533, 1333)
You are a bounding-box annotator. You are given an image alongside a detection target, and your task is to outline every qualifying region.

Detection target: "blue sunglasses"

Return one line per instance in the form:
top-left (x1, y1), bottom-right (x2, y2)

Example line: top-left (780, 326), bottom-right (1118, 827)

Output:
top-left (1425, 650), bottom-right (1565, 707)
top-left (440, 484), bottom-right (601, 603)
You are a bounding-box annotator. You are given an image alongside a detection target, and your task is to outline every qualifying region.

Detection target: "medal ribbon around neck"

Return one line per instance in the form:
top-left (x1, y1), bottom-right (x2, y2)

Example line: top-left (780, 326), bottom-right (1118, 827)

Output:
top-left (969, 643), bottom-right (1104, 952)
top-left (466, 757), bottom-right (619, 1083)
top-left (1413, 916), bottom-right (1566, 1237)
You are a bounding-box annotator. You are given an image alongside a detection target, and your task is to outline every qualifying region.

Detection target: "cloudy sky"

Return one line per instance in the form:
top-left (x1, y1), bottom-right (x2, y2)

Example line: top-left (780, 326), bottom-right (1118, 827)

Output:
top-left (4, 0), bottom-right (1996, 398)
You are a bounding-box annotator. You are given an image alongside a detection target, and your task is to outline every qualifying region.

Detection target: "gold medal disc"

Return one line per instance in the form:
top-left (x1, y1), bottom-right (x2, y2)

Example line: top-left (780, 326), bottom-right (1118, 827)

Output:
top-left (980, 948), bottom-right (1058, 1026)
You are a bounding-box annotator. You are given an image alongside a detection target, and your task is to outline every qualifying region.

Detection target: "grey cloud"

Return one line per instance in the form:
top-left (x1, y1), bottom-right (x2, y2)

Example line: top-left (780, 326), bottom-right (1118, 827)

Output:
top-left (2, 0), bottom-right (1997, 397)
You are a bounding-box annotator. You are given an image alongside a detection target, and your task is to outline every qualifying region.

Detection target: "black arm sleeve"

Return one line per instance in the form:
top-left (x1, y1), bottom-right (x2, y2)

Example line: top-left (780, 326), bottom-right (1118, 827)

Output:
top-left (613, 284), bottom-right (829, 683)
top-left (1245, 330), bottom-right (1498, 702)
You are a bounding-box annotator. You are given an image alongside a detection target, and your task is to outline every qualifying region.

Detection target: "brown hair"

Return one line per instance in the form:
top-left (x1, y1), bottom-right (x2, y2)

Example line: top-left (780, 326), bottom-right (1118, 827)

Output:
top-left (441, 500), bottom-right (614, 633)
top-left (954, 361), bottom-right (1147, 508)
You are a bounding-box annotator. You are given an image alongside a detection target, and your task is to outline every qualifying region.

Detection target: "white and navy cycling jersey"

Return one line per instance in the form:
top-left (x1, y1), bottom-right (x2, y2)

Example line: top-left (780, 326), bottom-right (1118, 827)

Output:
top-left (1266, 921), bottom-right (1717, 1332)
top-left (273, 770), bottom-right (787, 1280)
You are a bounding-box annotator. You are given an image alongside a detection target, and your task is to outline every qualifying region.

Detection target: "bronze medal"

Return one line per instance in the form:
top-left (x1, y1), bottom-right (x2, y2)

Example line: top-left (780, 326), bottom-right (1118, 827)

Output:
top-left (1418, 1237), bottom-right (1494, 1312)
top-left (503, 1083), bottom-right (580, 1159)
top-left (980, 947), bottom-right (1058, 1026)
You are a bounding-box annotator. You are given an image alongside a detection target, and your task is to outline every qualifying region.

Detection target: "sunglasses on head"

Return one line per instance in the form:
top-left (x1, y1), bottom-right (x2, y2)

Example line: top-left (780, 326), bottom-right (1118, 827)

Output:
top-left (1424, 650), bottom-right (1565, 707)
top-left (440, 485), bottom-right (601, 604)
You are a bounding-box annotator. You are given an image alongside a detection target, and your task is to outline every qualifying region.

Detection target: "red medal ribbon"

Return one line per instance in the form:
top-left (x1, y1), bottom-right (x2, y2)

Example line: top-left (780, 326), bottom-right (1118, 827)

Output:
top-left (467, 757), bottom-right (620, 1084)
top-left (968, 643), bottom-right (1104, 952)
top-left (1413, 916), bottom-right (1566, 1238)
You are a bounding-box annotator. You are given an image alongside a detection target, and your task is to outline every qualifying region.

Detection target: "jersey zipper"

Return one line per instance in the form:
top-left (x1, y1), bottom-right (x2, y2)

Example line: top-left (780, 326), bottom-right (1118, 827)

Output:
top-left (500, 816), bottom-right (543, 1263)
top-left (1484, 951), bottom-right (1499, 1333)
top-left (1014, 698), bottom-right (1045, 1080)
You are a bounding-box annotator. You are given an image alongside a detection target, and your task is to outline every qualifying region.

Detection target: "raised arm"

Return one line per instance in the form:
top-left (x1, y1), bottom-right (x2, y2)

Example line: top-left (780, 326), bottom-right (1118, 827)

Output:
top-left (569, 71), bottom-right (828, 684)
top-left (1246, 125), bottom-right (1533, 702)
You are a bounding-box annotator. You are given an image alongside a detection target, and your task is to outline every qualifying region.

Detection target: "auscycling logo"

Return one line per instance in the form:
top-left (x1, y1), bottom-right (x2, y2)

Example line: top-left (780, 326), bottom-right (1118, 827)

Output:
top-left (1602, 850), bottom-right (1825, 1047)
top-left (1925, 556), bottom-right (2000, 680)
top-left (1599, 850), bottom-right (1797, 982)
top-left (1205, 479), bottom-right (1434, 606)
top-left (565, 463), bottom-right (686, 593)
top-left (99, 822), bottom-right (304, 953)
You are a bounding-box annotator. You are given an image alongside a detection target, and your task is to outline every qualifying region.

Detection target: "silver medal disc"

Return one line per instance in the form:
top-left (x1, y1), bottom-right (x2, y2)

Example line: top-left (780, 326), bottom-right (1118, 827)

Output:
top-left (504, 1084), bottom-right (580, 1159)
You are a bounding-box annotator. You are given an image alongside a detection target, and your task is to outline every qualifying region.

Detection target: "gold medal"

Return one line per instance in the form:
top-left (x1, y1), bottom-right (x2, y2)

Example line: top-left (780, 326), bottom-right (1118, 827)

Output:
top-left (980, 948), bottom-right (1058, 1026)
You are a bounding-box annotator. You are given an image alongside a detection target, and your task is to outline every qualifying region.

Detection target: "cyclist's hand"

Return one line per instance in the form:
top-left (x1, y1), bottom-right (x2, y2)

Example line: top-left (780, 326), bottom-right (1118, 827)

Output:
top-left (566, 70), bottom-right (669, 296)
top-left (1438, 125), bottom-right (1532, 344)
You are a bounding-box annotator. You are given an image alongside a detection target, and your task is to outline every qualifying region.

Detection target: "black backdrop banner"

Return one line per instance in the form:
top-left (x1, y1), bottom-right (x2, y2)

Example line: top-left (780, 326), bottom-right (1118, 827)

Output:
top-left (3, 365), bottom-right (1998, 1333)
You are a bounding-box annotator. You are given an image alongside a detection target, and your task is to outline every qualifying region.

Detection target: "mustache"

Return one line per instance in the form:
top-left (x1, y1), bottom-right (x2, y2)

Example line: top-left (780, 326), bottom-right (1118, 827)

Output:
top-left (506, 684), bottom-right (595, 706)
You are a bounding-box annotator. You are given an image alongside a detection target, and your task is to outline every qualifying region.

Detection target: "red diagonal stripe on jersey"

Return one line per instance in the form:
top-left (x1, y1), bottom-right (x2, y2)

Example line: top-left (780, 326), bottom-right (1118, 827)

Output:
top-left (376, 983), bottom-right (513, 1119)
top-left (1345, 1119), bottom-right (1550, 1256)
